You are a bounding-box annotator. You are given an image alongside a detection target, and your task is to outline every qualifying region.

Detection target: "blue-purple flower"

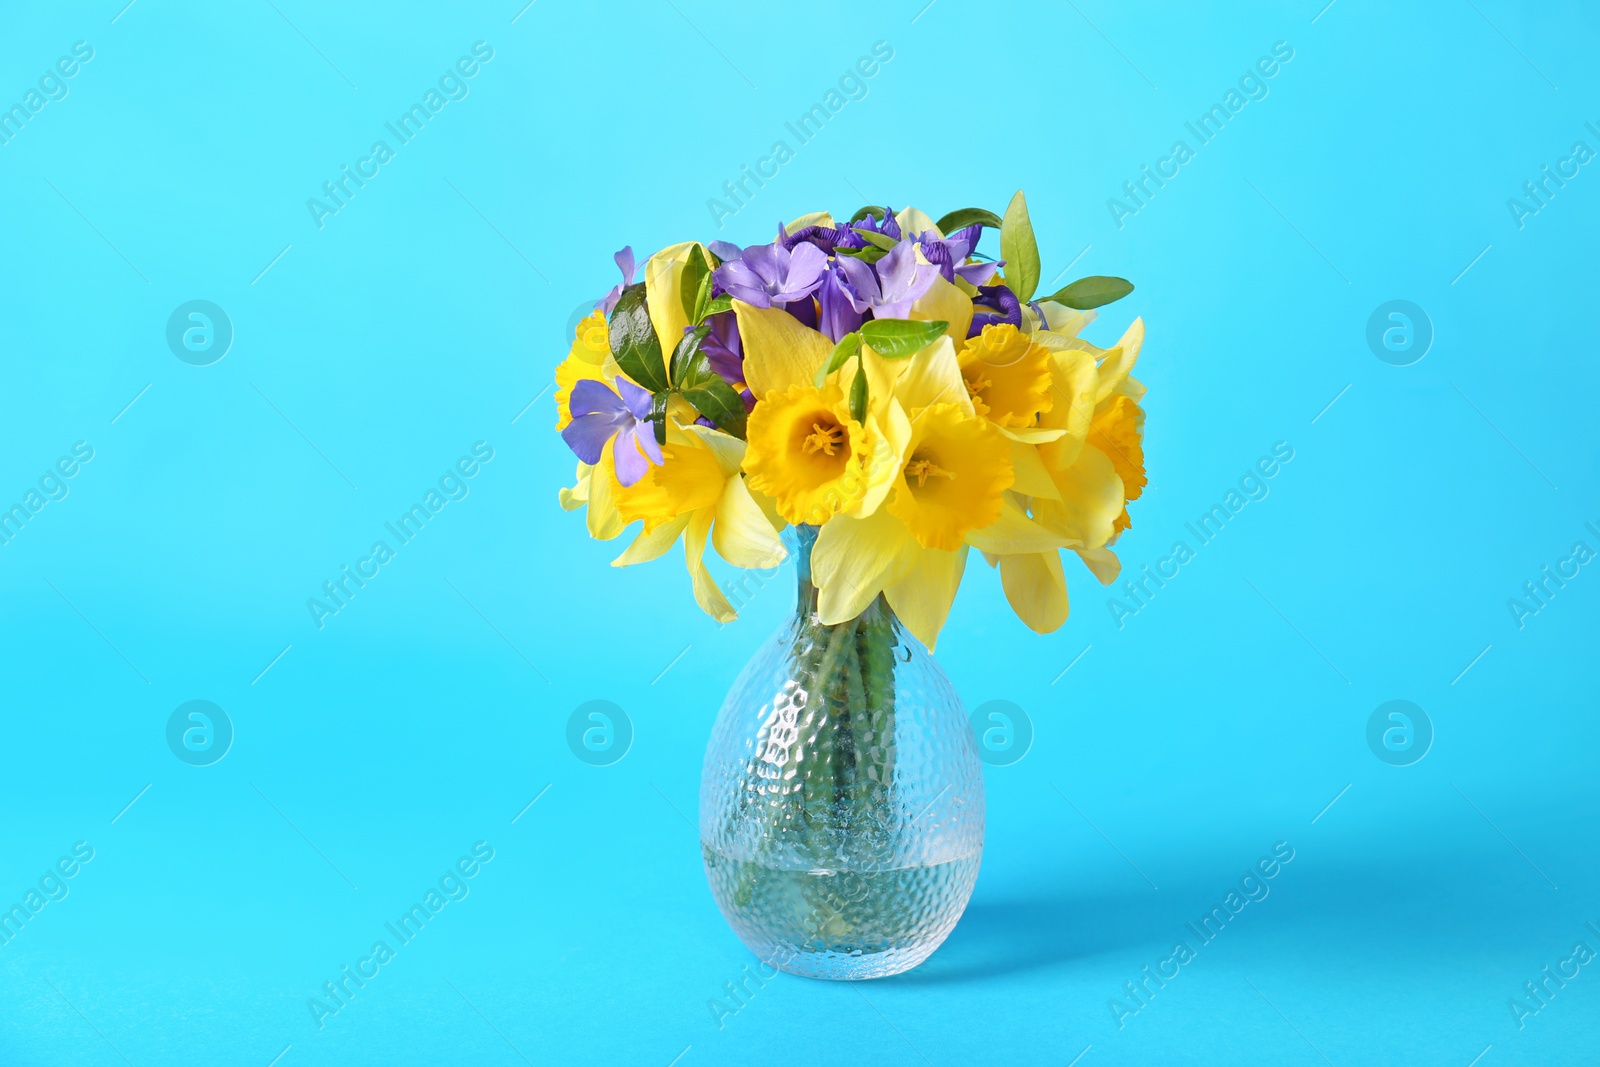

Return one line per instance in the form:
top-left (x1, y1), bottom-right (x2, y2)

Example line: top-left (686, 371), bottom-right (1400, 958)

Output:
top-left (780, 222), bottom-right (866, 255)
top-left (598, 247), bottom-right (637, 316)
top-left (968, 283), bottom-right (1023, 337)
top-left (860, 240), bottom-right (941, 318)
top-left (817, 256), bottom-right (873, 341)
top-left (713, 242), bottom-right (829, 308)
top-left (917, 225), bottom-right (1002, 286)
top-left (560, 377), bottom-right (662, 486)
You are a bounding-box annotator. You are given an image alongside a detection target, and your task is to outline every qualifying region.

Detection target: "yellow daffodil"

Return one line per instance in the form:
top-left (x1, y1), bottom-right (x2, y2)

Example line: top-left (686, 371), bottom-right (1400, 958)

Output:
top-left (958, 323), bottom-right (1054, 426)
top-left (612, 424), bottom-right (785, 622)
top-left (743, 380), bottom-right (871, 525)
top-left (978, 318), bottom-right (1148, 633)
top-left (808, 336), bottom-right (1061, 649)
top-left (887, 403), bottom-right (1011, 551)
top-left (553, 310), bottom-right (615, 431)
top-left (734, 300), bottom-right (910, 524)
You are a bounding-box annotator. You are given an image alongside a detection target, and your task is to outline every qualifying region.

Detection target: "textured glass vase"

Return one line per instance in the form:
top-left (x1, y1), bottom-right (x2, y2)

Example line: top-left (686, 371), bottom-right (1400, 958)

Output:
top-left (699, 526), bottom-right (984, 980)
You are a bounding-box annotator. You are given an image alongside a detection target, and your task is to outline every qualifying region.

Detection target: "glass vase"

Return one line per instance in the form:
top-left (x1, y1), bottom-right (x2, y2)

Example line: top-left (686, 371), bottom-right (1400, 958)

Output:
top-left (699, 525), bottom-right (984, 980)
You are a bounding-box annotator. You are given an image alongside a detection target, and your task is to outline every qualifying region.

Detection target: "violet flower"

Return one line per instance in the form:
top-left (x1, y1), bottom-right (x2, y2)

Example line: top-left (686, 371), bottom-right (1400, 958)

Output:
top-left (700, 311), bottom-right (746, 390)
top-left (781, 222), bottom-right (866, 255)
top-left (968, 283), bottom-right (1023, 337)
top-left (866, 240), bottom-right (940, 318)
top-left (560, 377), bottom-right (662, 487)
top-left (713, 242), bottom-right (829, 308)
top-left (918, 225), bottom-right (1002, 286)
top-left (597, 247), bottom-right (637, 315)
top-left (853, 211), bottom-right (902, 242)
top-left (817, 256), bottom-right (873, 341)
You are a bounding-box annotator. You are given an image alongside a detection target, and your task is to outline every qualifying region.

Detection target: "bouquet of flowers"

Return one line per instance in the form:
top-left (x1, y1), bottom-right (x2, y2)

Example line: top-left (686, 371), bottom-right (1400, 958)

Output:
top-left (554, 191), bottom-right (1147, 649)
top-left (553, 192), bottom-right (1149, 975)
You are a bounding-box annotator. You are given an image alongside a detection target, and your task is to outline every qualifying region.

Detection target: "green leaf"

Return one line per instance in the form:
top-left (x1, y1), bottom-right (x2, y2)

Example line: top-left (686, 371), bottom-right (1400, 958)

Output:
top-left (681, 378), bottom-right (748, 439)
top-left (608, 283), bottom-right (668, 393)
top-left (860, 318), bottom-right (948, 359)
top-left (815, 332), bottom-right (863, 387)
top-left (999, 190), bottom-right (1041, 303)
top-left (851, 227), bottom-right (900, 252)
top-left (680, 244), bottom-right (711, 325)
top-left (850, 205), bottom-right (887, 223)
top-left (650, 391), bottom-right (669, 446)
top-left (848, 365), bottom-right (868, 423)
top-left (1043, 275), bottom-right (1135, 310)
top-left (669, 324), bottom-right (713, 387)
top-left (701, 294), bottom-right (734, 318)
top-left (689, 266), bottom-right (715, 325)
top-left (674, 340), bottom-right (749, 438)
top-left (935, 207), bottom-right (1003, 233)
top-left (836, 244), bottom-right (888, 264)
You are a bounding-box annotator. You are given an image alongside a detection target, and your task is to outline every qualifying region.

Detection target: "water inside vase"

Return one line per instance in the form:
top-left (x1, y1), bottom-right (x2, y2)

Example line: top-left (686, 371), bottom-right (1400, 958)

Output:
top-left (702, 845), bottom-right (982, 980)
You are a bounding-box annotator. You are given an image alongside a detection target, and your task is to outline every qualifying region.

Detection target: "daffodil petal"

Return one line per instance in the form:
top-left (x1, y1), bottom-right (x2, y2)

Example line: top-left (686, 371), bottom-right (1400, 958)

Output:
top-left (645, 242), bottom-right (707, 377)
top-left (999, 550), bottom-right (1070, 633)
top-left (1038, 348), bottom-right (1098, 469)
top-left (585, 457), bottom-right (625, 540)
top-left (896, 335), bottom-right (970, 414)
top-left (896, 206), bottom-right (939, 238)
top-left (613, 514), bottom-right (692, 567)
top-left (998, 425), bottom-right (1067, 443)
top-left (1076, 545), bottom-right (1122, 585)
top-left (731, 299), bottom-right (833, 399)
top-left (812, 508), bottom-right (918, 624)
top-left (1096, 318), bottom-right (1144, 403)
top-left (1009, 440), bottom-right (1060, 500)
top-left (1044, 447), bottom-right (1124, 547)
top-left (686, 423), bottom-right (746, 476)
top-left (966, 498), bottom-right (1076, 554)
top-left (785, 211), bottom-right (834, 233)
top-left (560, 461), bottom-right (591, 511)
top-left (686, 509), bottom-right (737, 623)
top-left (909, 274), bottom-right (973, 348)
top-left (854, 398), bottom-right (911, 518)
top-left (713, 475), bottom-right (787, 569)
top-left (1038, 302), bottom-right (1096, 337)
top-left (885, 545), bottom-right (966, 651)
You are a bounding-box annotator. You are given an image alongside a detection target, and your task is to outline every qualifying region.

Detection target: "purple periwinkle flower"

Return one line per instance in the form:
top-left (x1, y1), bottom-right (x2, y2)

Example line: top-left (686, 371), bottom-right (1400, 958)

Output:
top-left (866, 240), bottom-right (940, 319)
top-left (707, 240), bottom-right (742, 263)
top-left (560, 377), bottom-right (662, 487)
top-left (597, 246), bottom-right (637, 316)
top-left (713, 242), bottom-right (829, 308)
top-left (781, 222), bottom-right (866, 255)
top-left (853, 211), bottom-right (902, 243)
top-left (700, 311), bottom-right (745, 388)
top-left (917, 225), bottom-right (1002, 286)
top-left (968, 284), bottom-right (1023, 337)
top-left (817, 256), bottom-right (873, 341)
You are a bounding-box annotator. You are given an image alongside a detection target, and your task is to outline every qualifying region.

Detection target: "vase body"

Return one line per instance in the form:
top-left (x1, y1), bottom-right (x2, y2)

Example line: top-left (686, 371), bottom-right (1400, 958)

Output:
top-left (699, 526), bottom-right (984, 980)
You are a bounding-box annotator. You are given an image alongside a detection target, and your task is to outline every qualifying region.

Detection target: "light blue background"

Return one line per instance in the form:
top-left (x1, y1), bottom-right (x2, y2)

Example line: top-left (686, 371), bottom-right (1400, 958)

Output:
top-left (2, 0), bottom-right (1597, 1064)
